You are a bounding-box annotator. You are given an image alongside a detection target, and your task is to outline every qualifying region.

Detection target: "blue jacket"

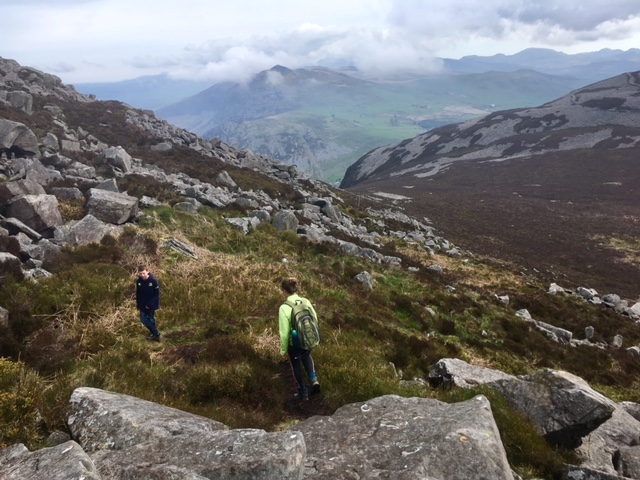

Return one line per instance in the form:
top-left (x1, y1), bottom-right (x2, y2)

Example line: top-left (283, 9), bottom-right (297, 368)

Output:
top-left (136, 274), bottom-right (160, 311)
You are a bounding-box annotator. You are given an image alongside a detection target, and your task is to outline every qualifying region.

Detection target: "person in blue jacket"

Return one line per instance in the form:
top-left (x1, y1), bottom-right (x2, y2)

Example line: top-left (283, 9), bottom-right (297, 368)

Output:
top-left (136, 265), bottom-right (161, 341)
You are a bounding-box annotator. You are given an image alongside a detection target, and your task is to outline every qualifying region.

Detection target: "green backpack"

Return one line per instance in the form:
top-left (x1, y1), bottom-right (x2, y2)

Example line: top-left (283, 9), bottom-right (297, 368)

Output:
top-left (286, 298), bottom-right (320, 350)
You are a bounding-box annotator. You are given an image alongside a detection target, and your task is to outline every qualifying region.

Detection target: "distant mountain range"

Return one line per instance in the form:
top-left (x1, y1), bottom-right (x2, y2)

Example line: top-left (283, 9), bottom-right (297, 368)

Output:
top-left (75, 73), bottom-right (213, 111)
top-left (74, 48), bottom-right (640, 183)
top-left (443, 47), bottom-right (640, 79)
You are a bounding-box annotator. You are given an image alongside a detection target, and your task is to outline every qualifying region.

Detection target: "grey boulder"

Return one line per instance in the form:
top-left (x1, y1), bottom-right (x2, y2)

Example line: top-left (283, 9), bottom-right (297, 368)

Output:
top-left (0, 119), bottom-right (39, 156)
top-left (0, 178), bottom-right (45, 206)
top-left (428, 357), bottom-right (516, 388)
top-left (67, 387), bottom-right (305, 480)
top-left (492, 369), bottom-right (616, 449)
top-left (272, 209), bottom-right (299, 232)
top-left (4, 194), bottom-right (63, 235)
top-left (291, 394), bottom-right (514, 480)
top-left (84, 188), bottom-right (138, 225)
top-left (0, 441), bottom-right (100, 480)
top-left (101, 146), bottom-right (132, 173)
top-left (53, 214), bottom-right (113, 247)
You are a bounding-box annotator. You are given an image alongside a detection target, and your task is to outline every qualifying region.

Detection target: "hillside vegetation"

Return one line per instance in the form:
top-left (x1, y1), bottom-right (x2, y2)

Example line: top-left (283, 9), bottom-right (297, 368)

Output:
top-left (2, 175), bottom-right (640, 479)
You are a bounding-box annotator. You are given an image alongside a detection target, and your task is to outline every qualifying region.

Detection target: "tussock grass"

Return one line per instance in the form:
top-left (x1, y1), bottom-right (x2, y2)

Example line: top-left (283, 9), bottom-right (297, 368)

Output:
top-left (57, 199), bottom-right (85, 222)
top-left (0, 359), bottom-right (45, 449)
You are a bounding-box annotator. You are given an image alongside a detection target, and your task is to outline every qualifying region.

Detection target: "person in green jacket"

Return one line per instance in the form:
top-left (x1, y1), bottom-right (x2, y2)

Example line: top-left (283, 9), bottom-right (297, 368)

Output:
top-left (279, 277), bottom-right (320, 402)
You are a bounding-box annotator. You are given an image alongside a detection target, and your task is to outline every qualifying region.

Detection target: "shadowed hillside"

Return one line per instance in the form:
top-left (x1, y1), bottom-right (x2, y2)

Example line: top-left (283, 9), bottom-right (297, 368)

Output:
top-left (342, 72), bottom-right (640, 298)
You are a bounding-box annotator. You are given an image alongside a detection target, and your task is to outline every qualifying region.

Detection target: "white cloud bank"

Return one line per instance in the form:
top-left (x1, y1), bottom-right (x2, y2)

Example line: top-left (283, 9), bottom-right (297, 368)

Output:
top-left (3, 0), bottom-right (640, 84)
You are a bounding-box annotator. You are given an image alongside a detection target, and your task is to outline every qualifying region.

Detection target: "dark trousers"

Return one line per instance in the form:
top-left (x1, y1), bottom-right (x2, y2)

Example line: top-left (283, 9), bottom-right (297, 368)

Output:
top-left (287, 346), bottom-right (316, 394)
top-left (140, 309), bottom-right (160, 337)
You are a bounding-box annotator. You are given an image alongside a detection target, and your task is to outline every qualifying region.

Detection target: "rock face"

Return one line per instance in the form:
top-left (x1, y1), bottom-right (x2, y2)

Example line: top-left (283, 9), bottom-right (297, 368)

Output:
top-left (66, 387), bottom-right (306, 479)
top-left (291, 394), bottom-right (514, 480)
top-left (341, 71), bottom-right (640, 188)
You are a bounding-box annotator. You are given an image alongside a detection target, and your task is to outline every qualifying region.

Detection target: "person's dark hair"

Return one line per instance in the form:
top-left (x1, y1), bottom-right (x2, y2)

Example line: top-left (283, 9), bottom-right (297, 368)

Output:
top-left (281, 277), bottom-right (299, 294)
top-left (138, 265), bottom-right (149, 273)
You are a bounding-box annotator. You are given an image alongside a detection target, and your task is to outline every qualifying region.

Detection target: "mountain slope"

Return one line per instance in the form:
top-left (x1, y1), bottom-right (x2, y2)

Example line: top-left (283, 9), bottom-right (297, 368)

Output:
top-left (443, 47), bottom-right (640, 82)
top-left (341, 71), bottom-right (640, 297)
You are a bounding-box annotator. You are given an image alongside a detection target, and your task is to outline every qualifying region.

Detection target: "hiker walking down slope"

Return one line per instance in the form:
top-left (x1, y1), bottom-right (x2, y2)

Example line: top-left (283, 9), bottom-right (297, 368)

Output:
top-left (279, 277), bottom-right (320, 402)
top-left (136, 265), bottom-right (161, 342)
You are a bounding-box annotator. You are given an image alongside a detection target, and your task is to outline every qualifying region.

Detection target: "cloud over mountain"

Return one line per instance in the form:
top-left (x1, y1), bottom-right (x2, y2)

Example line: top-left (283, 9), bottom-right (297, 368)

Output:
top-left (4, 0), bottom-right (640, 83)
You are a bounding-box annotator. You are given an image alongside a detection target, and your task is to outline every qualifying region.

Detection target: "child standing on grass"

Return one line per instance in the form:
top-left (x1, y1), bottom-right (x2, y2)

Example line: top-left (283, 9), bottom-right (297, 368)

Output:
top-left (279, 277), bottom-right (320, 402)
top-left (136, 265), bottom-right (161, 342)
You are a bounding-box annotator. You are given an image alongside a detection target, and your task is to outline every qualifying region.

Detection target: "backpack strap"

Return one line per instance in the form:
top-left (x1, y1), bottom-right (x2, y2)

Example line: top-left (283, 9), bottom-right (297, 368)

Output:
top-left (284, 300), bottom-right (296, 326)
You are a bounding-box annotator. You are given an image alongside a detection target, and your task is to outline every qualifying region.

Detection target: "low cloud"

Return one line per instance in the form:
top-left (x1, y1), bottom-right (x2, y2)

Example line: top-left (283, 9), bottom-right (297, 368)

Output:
top-left (5, 0), bottom-right (640, 84)
top-left (168, 26), bottom-right (445, 83)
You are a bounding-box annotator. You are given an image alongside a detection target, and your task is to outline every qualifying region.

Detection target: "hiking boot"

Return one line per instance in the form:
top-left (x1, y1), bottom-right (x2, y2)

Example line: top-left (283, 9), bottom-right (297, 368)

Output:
top-left (310, 377), bottom-right (320, 395)
top-left (293, 391), bottom-right (309, 402)
top-left (147, 334), bottom-right (161, 342)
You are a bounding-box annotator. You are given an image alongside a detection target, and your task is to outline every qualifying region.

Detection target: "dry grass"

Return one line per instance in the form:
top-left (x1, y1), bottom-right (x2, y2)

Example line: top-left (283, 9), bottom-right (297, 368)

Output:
top-left (592, 234), bottom-right (640, 269)
top-left (57, 199), bottom-right (85, 222)
top-left (248, 326), bottom-right (281, 360)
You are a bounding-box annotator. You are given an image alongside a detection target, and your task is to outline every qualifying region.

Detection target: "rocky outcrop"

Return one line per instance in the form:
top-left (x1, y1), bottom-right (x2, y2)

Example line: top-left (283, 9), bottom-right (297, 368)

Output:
top-left (66, 387), bottom-right (306, 480)
top-left (0, 56), bottom-right (94, 104)
top-left (341, 71), bottom-right (640, 188)
top-left (429, 359), bottom-right (616, 449)
top-left (496, 369), bottom-right (616, 449)
top-left (291, 394), bottom-right (514, 479)
top-left (2, 362), bottom-right (637, 479)
top-left (427, 358), bottom-right (640, 477)
top-left (0, 387), bottom-right (517, 480)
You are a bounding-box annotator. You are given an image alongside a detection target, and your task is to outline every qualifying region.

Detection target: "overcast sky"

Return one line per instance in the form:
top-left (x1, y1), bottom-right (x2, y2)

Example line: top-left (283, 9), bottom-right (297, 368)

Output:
top-left (3, 0), bottom-right (640, 85)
